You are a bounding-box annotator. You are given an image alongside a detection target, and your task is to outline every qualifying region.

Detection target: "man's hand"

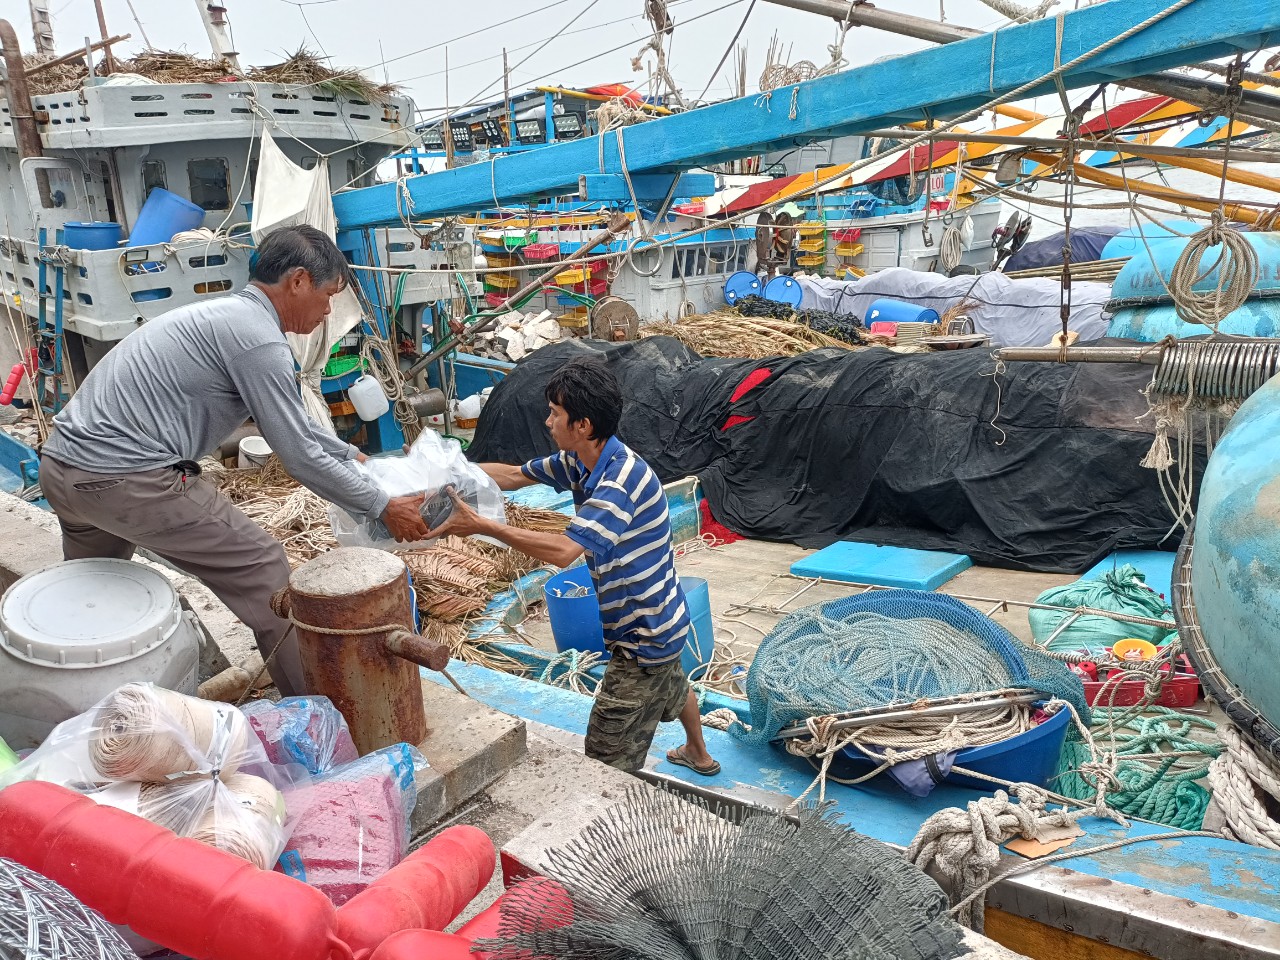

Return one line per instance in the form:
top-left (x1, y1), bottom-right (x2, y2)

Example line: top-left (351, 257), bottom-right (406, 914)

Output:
top-left (381, 494), bottom-right (429, 542)
top-left (424, 489), bottom-right (488, 540)
top-left (355, 452), bottom-right (370, 464)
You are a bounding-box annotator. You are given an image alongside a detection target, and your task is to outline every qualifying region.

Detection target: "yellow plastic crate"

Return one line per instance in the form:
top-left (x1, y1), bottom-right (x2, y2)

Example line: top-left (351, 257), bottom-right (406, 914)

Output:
top-left (483, 272), bottom-right (518, 290)
top-left (555, 268), bottom-right (587, 285)
top-left (836, 242), bottom-right (864, 258)
top-left (798, 238), bottom-right (826, 253)
top-left (797, 224), bottom-right (826, 237)
top-left (796, 254), bottom-right (826, 267)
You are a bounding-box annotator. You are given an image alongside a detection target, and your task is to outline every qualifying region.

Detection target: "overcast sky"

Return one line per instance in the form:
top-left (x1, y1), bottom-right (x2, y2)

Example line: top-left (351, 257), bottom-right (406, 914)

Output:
top-left (20, 0), bottom-right (1040, 119)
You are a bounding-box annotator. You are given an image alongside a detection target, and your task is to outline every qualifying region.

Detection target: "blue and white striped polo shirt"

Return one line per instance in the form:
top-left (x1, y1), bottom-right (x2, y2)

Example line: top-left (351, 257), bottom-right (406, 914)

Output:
top-left (522, 437), bottom-right (689, 665)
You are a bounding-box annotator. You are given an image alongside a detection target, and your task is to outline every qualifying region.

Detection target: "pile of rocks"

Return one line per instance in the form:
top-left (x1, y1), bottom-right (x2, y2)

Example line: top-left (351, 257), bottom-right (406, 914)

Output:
top-left (464, 310), bottom-right (574, 362)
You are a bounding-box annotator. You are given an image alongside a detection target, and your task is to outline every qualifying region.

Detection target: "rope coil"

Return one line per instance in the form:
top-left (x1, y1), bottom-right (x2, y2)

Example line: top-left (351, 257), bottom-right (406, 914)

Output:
top-left (1167, 211), bottom-right (1260, 331)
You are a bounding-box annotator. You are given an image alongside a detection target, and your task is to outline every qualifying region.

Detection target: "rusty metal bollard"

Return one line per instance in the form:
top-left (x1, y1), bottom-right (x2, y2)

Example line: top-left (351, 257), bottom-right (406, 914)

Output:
top-left (273, 547), bottom-right (450, 754)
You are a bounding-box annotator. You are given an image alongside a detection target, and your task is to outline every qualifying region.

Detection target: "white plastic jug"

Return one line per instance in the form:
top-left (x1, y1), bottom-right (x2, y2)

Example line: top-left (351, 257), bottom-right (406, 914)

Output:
top-left (349, 374), bottom-right (390, 421)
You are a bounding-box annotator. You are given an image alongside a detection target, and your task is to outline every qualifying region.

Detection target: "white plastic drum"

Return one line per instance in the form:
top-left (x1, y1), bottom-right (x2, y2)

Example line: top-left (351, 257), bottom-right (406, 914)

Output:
top-left (0, 559), bottom-right (201, 750)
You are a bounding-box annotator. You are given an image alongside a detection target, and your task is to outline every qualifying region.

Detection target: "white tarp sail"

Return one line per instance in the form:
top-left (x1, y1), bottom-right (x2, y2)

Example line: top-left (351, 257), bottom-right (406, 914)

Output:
top-left (250, 132), bottom-right (364, 433)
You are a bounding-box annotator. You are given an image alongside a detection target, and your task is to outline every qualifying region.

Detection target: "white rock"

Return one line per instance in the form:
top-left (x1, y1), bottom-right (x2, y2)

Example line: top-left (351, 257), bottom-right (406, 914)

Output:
top-left (505, 338), bottom-right (527, 361)
top-left (529, 315), bottom-right (562, 340)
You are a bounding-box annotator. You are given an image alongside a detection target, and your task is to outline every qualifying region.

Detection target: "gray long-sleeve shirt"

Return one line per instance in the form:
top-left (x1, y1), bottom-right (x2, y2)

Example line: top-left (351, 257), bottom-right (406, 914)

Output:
top-left (43, 285), bottom-right (389, 520)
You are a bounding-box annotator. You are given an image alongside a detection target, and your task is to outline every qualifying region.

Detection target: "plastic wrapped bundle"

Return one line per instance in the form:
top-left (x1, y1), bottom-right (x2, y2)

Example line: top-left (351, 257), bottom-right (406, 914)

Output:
top-left (241, 696), bottom-right (359, 776)
top-left (1029, 564), bottom-right (1175, 657)
top-left (327, 429), bottom-right (505, 551)
top-left (278, 743), bottom-right (428, 905)
top-left (0, 683), bottom-right (305, 873)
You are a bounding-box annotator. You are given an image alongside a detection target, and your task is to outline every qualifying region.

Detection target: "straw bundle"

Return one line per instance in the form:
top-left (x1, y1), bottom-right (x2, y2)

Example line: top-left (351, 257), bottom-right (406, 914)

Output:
top-left (248, 46), bottom-right (399, 103)
top-left (90, 684), bottom-right (251, 783)
top-left (206, 456), bottom-right (337, 566)
top-left (642, 312), bottom-right (853, 359)
top-left (505, 502), bottom-right (572, 534)
top-left (112, 49), bottom-right (235, 84)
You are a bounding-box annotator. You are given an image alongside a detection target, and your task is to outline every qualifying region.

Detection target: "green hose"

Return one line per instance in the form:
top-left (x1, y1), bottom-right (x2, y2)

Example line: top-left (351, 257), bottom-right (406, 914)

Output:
top-left (1053, 706), bottom-right (1221, 830)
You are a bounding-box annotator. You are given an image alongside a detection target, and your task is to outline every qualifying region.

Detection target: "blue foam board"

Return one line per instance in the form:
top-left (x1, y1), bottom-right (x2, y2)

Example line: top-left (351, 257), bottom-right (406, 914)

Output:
top-left (1083, 549), bottom-right (1176, 600)
top-left (789, 541), bottom-right (972, 591)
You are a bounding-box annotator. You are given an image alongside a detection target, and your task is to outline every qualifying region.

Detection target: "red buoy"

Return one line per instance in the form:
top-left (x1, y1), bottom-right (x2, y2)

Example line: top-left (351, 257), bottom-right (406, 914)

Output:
top-left (335, 824), bottom-right (494, 959)
top-left (0, 363), bottom-right (25, 405)
top-left (368, 929), bottom-right (476, 960)
top-left (0, 781), bottom-right (349, 960)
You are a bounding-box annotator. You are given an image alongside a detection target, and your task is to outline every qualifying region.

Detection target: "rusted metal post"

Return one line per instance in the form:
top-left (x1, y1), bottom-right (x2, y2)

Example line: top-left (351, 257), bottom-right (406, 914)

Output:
top-left (281, 547), bottom-right (442, 754)
top-left (0, 21), bottom-right (45, 164)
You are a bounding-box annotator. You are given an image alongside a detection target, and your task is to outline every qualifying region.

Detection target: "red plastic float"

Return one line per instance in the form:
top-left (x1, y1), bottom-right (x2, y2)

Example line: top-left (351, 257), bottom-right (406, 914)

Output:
top-left (0, 363), bottom-right (25, 405)
top-left (0, 781), bottom-right (349, 960)
top-left (368, 929), bottom-right (477, 960)
top-left (335, 824), bottom-right (495, 959)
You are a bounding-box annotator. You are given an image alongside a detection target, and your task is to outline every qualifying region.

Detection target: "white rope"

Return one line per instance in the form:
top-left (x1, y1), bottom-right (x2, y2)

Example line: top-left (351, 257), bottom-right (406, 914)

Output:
top-left (1207, 724), bottom-right (1280, 850)
top-left (1167, 210), bottom-right (1259, 331)
top-left (976, 0), bottom-right (1059, 21)
top-left (907, 783), bottom-right (1121, 932)
top-left (940, 223), bottom-right (965, 273)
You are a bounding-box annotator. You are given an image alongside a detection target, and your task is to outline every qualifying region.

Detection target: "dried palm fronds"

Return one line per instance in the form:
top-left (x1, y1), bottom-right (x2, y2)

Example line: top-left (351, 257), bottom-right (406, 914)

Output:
top-left (23, 54), bottom-right (90, 97)
top-left (206, 456), bottom-right (336, 565)
top-left (505, 502), bottom-right (572, 534)
top-left (248, 46), bottom-right (399, 103)
top-left (642, 311), bottom-right (854, 359)
top-left (113, 49), bottom-right (235, 84)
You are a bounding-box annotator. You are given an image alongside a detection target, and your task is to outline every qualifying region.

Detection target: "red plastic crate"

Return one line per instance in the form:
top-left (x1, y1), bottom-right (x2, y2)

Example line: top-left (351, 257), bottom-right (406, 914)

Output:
top-left (1083, 655), bottom-right (1200, 708)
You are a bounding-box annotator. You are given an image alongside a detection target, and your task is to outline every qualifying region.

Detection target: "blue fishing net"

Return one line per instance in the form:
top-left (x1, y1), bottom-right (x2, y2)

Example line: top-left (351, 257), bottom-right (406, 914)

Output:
top-left (731, 589), bottom-right (1089, 745)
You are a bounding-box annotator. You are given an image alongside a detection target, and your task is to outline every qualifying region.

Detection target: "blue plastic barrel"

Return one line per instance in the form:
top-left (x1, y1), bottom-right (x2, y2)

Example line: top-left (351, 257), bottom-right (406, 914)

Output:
top-left (724, 271), bottom-right (761, 305)
top-left (864, 298), bottom-right (940, 326)
top-left (680, 576), bottom-right (715, 679)
top-left (127, 188), bottom-right (206, 247)
top-left (544, 569), bottom-right (714, 677)
top-left (63, 222), bottom-right (122, 251)
top-left (763, 275), bottom-right (803, 308)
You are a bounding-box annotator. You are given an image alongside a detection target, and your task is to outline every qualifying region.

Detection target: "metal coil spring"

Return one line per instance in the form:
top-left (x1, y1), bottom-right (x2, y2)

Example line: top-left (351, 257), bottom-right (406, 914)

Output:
top-left (1152, 339), bottom-right (1280, 400)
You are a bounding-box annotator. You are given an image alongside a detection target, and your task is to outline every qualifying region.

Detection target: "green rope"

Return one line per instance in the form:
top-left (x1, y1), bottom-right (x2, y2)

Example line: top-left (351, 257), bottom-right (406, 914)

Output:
top-left (1053, 706), bottom-right (1221, 830)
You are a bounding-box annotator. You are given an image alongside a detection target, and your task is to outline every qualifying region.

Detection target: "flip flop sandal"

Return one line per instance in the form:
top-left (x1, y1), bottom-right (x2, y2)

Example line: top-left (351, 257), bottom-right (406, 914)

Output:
top-left (666, 746), bottom-right (721, 777)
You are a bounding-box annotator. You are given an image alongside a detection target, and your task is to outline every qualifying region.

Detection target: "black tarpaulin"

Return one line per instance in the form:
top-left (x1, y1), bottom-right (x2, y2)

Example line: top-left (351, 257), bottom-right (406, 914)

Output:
top-left (467, 338), bottom-right (1198, 573)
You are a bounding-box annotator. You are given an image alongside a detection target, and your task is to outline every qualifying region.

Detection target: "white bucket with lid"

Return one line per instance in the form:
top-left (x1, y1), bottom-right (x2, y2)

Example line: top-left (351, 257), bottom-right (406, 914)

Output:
top-left (0, 559), bottom-right (201, 749)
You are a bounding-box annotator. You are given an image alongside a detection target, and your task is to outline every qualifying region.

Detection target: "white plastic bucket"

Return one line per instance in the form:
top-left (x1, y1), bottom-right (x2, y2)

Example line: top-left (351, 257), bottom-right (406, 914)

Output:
top-left (237, 435), bottom-right (272, 469)
top-left (0, 559), bottom-right (201, 749)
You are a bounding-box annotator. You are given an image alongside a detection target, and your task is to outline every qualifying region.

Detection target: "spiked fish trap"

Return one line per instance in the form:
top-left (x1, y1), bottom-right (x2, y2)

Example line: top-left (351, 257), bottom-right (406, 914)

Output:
top-left (0, 858), bottom-right (138, 960)
top-left (475, 787), bottom-right (965, 960)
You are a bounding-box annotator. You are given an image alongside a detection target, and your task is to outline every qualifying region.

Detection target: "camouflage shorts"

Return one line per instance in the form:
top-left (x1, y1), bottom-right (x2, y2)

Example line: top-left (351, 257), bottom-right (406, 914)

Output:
top-left (585, 654), bottom-right (689, 772)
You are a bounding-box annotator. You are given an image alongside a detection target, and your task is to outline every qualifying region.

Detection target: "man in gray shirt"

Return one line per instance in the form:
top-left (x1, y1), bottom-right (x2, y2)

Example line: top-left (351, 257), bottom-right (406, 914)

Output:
top-left (40, 225), bottom-right (428, 696)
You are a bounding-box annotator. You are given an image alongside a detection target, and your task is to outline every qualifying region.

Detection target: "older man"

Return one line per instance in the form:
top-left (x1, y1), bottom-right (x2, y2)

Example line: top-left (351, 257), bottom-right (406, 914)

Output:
top-left (39, 225), bottom-right (428, 695)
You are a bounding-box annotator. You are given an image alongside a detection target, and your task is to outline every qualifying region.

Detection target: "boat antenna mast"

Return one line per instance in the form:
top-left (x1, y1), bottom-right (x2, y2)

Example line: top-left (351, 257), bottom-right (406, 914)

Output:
top-left (194, 0), bottom-right (241, 72)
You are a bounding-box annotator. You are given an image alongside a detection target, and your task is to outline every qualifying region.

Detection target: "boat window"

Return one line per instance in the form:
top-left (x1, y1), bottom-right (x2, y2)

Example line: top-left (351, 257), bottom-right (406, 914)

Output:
top-left (141, 160), bottom-right (166, 200)
top-left (301, 155), bottom-right (319, 171)
top-left (187, 158), bottom-right (231, 211)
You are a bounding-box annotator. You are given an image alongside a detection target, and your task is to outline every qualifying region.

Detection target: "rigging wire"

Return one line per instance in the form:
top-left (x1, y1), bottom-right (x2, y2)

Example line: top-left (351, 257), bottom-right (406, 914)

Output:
top-left (695, 0), bottom-right (757, 104)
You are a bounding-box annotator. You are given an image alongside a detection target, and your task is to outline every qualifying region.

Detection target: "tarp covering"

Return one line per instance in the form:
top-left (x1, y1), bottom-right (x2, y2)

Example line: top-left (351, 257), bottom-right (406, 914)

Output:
top-left (1005, 226), bottom-right (1123, 272)
top-left (468, 337), bottom-right (1200, 573)
top-left (797, 268), bottom-right (1112, 347)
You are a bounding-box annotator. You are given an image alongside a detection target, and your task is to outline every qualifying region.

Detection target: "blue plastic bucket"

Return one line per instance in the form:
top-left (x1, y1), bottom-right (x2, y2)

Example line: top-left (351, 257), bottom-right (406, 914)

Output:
top-left (127, 188), bottom-right (205, 247)
top-left (63, 221), bottom-right (122, 251)
top-left (836, 701), bottom-right (1071, 791)
top-left (864, 298), bottom-right (940, 326)
top-left (545, 568), bottom-right (608, 659)
top-left (544, 570), bottom-right (714, 675)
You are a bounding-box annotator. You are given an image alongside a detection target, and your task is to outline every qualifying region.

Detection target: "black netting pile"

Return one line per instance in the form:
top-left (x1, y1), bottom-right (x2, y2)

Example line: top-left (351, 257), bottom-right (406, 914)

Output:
top-left (734, 295), bottom-right (867, 344)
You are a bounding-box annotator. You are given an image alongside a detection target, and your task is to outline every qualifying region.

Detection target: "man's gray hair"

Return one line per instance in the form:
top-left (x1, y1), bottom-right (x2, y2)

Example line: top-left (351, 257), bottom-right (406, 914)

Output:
top-left (250, 224), bottom-right (352, 288)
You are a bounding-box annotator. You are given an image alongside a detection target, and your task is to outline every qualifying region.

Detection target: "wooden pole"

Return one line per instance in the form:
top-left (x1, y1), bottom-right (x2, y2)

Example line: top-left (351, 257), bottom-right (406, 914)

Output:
top-left (92, 0), bottom-right (115, 74)
top-left (502, 47), bottom-right (514, 144)
top-left (25, 33), bottom-right (129, 76)
top-left (1022, 151), bottom-right (1270, 225)
top-left (443, 47), bottom-right (455, 170)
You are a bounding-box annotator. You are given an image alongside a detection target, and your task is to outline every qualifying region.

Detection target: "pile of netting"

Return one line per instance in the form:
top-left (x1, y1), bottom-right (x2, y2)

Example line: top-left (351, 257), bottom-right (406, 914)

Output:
top-left (733, 295), bottom-right (869, 345)
top-left (730, 591), bottom-right (1089, 746)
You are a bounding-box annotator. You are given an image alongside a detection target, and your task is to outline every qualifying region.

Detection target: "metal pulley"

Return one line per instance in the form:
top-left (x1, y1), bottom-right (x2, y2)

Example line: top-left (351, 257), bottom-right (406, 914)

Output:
top-left (274, 547), bottom-right (457, 754)
top-left (590, 295), bottom-right (640, 341)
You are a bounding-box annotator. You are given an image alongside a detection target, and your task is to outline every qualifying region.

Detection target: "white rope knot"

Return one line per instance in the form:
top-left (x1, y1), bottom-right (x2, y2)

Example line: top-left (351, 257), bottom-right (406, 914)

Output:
top-left (1207, 724), bottom-right (1280, 849)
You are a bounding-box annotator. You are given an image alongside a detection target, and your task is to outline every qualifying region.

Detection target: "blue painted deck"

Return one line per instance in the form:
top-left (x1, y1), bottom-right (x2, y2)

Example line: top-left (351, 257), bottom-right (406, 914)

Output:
top-left (790, 541), bottom-right (972, 591)
top-left (427, 661), bottom-right (1280, 925)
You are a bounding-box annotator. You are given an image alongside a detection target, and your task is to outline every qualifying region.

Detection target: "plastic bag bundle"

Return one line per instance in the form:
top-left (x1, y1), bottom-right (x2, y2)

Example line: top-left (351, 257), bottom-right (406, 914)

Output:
top-left (278, 742), bottom-right (428, 905)
top-left (241, 696), bottom-right (359, 776)
top-left (328, 430), bottom-right (505, 551)
top-left (1029, 565), bottom-right (1176, 657)
top-left (0, 683), bottom-right (306, 872)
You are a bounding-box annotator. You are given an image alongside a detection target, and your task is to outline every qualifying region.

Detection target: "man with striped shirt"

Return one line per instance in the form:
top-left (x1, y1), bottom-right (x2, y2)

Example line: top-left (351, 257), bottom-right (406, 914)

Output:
top-left (425, 357), bottom-right (718, 776)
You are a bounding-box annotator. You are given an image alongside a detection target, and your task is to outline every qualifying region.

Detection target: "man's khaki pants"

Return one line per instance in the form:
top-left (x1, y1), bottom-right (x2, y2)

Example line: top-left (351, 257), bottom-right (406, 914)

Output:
top-left (40, 456), bottom-right (305, 697)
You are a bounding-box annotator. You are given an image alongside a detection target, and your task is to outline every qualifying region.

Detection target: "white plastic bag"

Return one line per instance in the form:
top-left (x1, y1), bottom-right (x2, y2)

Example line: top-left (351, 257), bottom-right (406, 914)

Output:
top-left (0, 683), bottom-right (309, 870)
top-left (328, 430), bottom-right (505, 551)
